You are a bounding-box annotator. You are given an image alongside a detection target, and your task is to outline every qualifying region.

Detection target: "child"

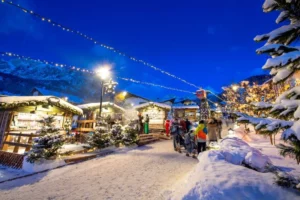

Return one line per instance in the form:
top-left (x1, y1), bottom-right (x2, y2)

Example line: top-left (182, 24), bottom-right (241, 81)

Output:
top-left (185, 130), bottom-right (196, 158)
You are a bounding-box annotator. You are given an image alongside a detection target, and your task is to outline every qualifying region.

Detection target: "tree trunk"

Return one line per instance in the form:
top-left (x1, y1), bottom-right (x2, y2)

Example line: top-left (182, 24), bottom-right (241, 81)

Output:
top-left (269, 135), bottom-right (273, 145)
top-left (273, 134), bottom-right (276, 145)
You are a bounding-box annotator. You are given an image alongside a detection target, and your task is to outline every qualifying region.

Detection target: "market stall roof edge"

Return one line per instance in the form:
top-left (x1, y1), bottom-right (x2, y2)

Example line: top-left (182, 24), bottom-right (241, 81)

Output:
top-left (0, 96), bottom-right (83, 115)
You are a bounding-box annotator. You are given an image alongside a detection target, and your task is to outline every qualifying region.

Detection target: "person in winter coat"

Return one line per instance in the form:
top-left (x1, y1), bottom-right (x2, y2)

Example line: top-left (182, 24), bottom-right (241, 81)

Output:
top-left (217, 119), bottom-right (223, 139)
top-left (138, 113), bottom-right (144, 134)
top-left (207, 118), bottom-right (218, 143)
top-left (165, 119), bottom-right (171, 137)
top-left (185, 118), bottom-right (191, 132)
top-left (144, 114), bottom-right (150, 134)
top-left (170, 118), bottom-right (180, 151)
top-left (180, 119), bottom-right (187, 133)
top-left (185, 130), bottom-right (195, 157)
top-left (194, 120), bottom-right (208, 154)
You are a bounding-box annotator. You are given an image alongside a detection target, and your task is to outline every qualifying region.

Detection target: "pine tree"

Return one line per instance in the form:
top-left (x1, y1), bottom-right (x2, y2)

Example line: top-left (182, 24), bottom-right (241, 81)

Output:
top-left (277, 135), bottom-right (300, 165)
top-left (251, 0), bottom-right (300, 164)
top-left (26, 116), bottom-right (65, 163)
top-left (123, 121), bottom-right (139, 146)
top-left (86, 119), bottom-right (110, 149)
top-left (110, 124), bottom-right (124, 146)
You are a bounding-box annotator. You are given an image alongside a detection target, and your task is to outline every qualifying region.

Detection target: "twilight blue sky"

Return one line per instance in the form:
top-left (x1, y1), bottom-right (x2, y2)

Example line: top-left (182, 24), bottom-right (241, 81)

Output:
top-left (0, 0), bottom-right (278, 99)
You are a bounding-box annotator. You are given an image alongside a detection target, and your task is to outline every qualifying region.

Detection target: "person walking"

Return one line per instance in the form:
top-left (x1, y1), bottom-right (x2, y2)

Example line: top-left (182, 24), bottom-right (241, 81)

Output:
top-left (217, 118), bottom-right (223, 140)
top-left (138, 113), bottom-right (144, 134)
top-left (170, 118), bottom-right (180, 151)
top-left (207, 118), bottom-right (218, 144)
top-left (144, 114), bottom-right (150, 134)
top-left (185, 130), bottom-right (196, 157)
top-left (194, 120), bottom-right (208, 154)
top-left (185, 118), bottom-right (191, 132)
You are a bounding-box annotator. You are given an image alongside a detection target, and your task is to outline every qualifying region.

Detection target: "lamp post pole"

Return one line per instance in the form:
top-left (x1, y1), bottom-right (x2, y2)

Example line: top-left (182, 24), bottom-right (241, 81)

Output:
top-left (99, 80), bottom-right (104, 118)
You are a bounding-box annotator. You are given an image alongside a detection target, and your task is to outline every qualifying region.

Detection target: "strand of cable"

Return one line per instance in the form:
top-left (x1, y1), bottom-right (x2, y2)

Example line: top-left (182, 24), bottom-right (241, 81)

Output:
top-left (206, 90), bottom-right (227, 102)
top-left (0, 51), bottom-right (94, 73)
top-left (0, 51), bottom-right (195, 94)
top-left (1, 0), bottom-right (200, 89)
top-left (117, 77), bottom-right (195, 94)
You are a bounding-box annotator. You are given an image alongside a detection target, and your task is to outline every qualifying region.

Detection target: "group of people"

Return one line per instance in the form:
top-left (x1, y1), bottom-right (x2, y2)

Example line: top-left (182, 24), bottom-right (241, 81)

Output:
top-left (170, 117), bottom-right (223, 158)
top-left (138, 113), bottom-right (150, 134)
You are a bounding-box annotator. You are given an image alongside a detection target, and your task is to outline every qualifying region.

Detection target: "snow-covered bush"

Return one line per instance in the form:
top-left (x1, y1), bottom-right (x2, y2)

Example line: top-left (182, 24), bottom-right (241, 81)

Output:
top-left (122, 123), bottom-right (139, 146)
top-left (26, 116), bottom-right (65, 163)
top-left (110, 124), bottom-right (124, 146)
top-left (86, 127), bottom-right (111, 149)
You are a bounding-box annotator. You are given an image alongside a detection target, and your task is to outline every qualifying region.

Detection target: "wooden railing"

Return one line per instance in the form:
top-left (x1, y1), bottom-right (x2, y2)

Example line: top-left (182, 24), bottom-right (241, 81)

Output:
top-left (76, 128), bottom-right (95, 132)
top-left (0, 151), bottom-right (25, 169)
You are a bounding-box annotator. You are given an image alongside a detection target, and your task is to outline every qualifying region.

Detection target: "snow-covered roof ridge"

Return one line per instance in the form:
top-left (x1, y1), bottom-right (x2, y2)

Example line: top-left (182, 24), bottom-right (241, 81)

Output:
top-left (33, 87), bottom-right (83, 104)
top-left (0, 96), bottom-right (83, 115)
top-left (133, 102), bottom-right (171, 110)
top-left (77, 102), bottom-right (125, 112)
top-left (172, 104), bottom-right (199, 109)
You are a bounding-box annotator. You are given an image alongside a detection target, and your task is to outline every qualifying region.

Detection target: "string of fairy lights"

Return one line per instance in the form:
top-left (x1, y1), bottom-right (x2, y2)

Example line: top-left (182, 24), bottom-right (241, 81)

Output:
top-left (116, 77), bottom-right (195, 94)
top-left (0, 51), bottom-right (197, 94)
top-left (0, 0), bottom-right (228, 103)
top-left (1, 0), bottom-right (200, 89)
top-left (0, 51), bottom-right (226, 103)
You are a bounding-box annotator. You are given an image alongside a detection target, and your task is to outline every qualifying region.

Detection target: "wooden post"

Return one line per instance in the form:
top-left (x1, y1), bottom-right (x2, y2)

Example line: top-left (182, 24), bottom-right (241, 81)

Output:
top-left (13, 132), bottom-right (22, 153)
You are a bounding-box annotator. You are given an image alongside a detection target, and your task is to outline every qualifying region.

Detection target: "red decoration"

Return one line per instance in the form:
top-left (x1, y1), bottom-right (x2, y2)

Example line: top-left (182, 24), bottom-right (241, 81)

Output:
top-left (196, 89), bottom-right (206, 99)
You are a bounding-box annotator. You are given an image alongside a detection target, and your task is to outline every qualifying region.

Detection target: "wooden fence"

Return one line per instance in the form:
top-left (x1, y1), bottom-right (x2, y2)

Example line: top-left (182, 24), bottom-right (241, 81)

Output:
top-left (0, 151), bottom-right (24, 169)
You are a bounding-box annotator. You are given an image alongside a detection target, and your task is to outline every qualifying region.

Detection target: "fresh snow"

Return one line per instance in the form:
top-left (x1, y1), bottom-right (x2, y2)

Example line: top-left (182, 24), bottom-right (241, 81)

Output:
top-left (0, 96), bottom-right (83, 115)
top-left (78, 102), bottom-right (125, 112)
top-left (170, 124), bottom-right (300, 200)
top-left (0, 141), bottom-right (196, 200)
top-left (133, 102), bottom-right (171, 110)
top-left (22, 157), bottom-right (66, 173)
top-left (263, 51), bottom-right (300, 69)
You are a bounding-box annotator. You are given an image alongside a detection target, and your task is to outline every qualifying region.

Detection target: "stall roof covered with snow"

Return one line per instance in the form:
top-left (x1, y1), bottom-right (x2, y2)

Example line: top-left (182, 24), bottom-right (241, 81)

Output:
top-left (78, 102), bottom-right (125, 113)
top-left (134, 102), bottom-right (171, 110)
top-left (31, 87), bottom-right (83, 104)
top-left (0, 96), bottom-right (83, 115)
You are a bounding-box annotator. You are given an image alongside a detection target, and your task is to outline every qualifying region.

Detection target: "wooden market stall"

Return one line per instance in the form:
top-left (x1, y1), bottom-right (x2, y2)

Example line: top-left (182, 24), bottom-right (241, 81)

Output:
top-left (134, 102), bottom-right (171, 130)
top-left (0, 96), bottom-right (83, 154)
top-left (76, 102), bottom-right (126, 133)
top-left (172, 99), bottom-right (199, 122)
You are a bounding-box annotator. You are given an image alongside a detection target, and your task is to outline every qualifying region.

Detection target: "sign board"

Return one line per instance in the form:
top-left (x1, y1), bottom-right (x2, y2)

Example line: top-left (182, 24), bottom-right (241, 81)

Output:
top-left (196, 89), bottom-right (206, 100)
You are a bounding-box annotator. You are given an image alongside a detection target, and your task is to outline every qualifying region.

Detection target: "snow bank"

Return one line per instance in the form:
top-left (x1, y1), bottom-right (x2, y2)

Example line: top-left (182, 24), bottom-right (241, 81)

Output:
top-left (22, 157), bottom-right (66, 173)
top-left (170, 138), bottom-right (299, 200)
top-left (171, 149), bottom-right (298, 200)
top-left (220, 138), bottom-right (272, 172)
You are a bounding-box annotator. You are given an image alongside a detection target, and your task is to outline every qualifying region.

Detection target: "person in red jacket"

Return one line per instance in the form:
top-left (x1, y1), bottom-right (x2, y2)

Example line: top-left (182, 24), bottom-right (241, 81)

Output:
top-left (165, 119), bottom-right (171, 137)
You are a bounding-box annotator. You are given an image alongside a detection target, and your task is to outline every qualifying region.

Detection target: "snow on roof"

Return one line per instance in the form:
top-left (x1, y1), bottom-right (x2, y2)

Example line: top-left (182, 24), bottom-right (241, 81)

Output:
top-left (77, 102), bottom-right (125, 112)
top-left (0, 96), bottom-right (83, 115)
top-left (133, 102), bottom-right (171, 110)
top-left (172, 104), bottom-right (199, 109)
top-left (34, 87), bottom-right (83, 104)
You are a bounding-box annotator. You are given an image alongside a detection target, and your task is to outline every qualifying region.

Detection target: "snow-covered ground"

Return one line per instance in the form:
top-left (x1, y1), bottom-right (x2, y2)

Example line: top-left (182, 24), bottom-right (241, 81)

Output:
top-left (170, 123), bottom-right (300, 200)
top-left (0, 140), bottom-right (197, 200)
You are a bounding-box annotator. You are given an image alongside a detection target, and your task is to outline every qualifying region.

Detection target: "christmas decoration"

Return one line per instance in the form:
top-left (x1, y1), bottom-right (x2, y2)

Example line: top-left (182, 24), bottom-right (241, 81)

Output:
top-left (122, 122), bottom-right (139, 146)
top-left (26, 116), bottom-right (65, 163)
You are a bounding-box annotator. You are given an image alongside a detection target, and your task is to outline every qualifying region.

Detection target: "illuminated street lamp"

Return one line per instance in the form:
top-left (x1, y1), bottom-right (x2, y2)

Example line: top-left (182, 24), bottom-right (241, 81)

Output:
top-left (232, 84), bottom-right (239, 92)
top-left (96, 66), bottom-right (111, 118)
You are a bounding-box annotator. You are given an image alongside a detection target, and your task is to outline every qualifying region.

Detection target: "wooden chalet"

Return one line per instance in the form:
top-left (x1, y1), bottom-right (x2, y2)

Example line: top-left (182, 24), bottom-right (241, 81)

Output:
top-left (172, 99), bottom-right (199, 122)
top-left (0, 96), bottom-right (83, 154)
top-left (114, 91), bottom-right (149, 108)
top-left (76, 102), bottom-right (125, 133)
top-left (134, 102), bottom-right (171, 130)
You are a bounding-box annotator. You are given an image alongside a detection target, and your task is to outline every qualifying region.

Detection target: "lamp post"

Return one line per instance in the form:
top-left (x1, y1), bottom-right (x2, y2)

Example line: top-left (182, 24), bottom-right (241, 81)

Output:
top-left (96, 67), bottom-right (110, 118)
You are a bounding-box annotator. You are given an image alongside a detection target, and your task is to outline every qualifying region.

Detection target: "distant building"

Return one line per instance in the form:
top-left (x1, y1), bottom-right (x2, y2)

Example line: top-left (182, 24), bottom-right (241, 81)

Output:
top-left (114, 91), bottom-right (150, 108)
top-left (31, 87), bottom-right (83, 105)
top-left (172, 98), bottom-right (199, 122)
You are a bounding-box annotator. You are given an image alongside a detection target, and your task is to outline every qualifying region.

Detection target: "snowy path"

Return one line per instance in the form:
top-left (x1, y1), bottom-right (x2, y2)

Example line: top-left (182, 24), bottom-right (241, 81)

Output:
top-left (0, 140), bottom-right (197, 200)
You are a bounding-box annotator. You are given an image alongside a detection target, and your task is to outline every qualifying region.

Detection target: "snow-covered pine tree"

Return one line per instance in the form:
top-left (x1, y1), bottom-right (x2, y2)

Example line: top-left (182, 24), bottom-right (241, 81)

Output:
top-left (86, 119), bottom-right (110, 149)
top-left (26, 116), bottom-right (64, 163)
top-left (253, 0), bottom-right (300, 164)
top-left (110, 123), bottom-right (124, 147)
top-left (122, 121), bottom-right (139, 146)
